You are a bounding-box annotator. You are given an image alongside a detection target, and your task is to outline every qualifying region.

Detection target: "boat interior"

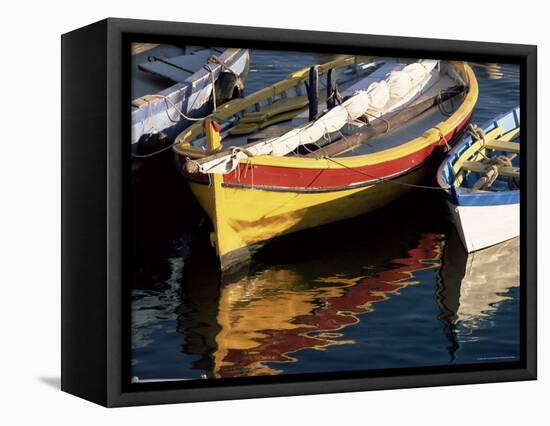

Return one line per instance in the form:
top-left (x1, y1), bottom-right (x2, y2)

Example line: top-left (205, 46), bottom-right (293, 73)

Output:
top-left (188, 58), bottom-right (467, 158)
top-left (131, 44), bottom-right (223, 101)
top-left (450, 109), bottom-right (520, 192)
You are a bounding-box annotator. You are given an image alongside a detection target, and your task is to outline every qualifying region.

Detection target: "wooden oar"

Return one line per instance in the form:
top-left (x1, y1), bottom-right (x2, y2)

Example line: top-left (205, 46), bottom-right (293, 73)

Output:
top-left (303, 85), bottom-right (465, 159)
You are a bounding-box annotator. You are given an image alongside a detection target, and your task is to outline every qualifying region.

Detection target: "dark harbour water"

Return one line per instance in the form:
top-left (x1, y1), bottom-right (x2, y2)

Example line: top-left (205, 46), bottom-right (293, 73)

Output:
top-left (130, 52), bottom-right (520, 381)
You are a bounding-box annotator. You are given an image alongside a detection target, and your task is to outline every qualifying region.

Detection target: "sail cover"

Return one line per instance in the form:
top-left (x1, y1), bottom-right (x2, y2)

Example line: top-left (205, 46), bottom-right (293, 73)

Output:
top-left (196, 59), bottom-right (439, 174)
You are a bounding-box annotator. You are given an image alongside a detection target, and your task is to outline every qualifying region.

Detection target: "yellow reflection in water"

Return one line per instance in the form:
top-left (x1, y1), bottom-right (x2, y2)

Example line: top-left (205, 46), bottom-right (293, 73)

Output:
top-left (212, 234), bottom-right (444, 378)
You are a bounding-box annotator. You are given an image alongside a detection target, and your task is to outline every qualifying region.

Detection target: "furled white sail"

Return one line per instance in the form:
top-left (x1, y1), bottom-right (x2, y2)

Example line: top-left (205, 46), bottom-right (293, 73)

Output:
top-left (195, 59), bottom-right (439, 175)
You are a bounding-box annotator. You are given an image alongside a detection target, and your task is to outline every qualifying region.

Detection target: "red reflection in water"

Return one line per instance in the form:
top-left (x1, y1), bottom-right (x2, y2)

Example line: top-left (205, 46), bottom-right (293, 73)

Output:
top-left (217, 234), bottom-right (442, 377)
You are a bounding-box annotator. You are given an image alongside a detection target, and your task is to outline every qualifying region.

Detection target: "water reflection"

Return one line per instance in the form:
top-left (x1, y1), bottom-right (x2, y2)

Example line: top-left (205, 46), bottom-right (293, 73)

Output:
top-left (437, 233), bottom-right (520, 361)
top-left (131, 53), bottom-right (521, 380)
top-left (131, 238), bottom-right (188, 351)
top-left (132, 186), bottom-right (520, 379)
top-left (173, 190), bottom-right (448, 378)
top-left (471, 62), bottom-right (504, 80)
top-left (211, 234), bottom-right (442, 377)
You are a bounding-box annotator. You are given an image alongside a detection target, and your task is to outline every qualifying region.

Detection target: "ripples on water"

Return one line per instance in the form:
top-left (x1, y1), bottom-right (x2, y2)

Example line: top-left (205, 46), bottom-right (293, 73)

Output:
top-left (130, 52), bottom-right (520, 381)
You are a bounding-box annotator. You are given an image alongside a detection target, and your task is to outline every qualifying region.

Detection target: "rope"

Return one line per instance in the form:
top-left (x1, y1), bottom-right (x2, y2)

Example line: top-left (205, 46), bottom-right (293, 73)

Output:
top-left (307, 113), bottom-right (446, 192)
top-left (464, 123), bottom-right (490, 161)
top-left (363, 111), bottom-right (391, 133)
top-left (323, 156), bottom-right (446, 191)
top-left (466, 123), bottom-right (486, 144)
top-left (472, 154), bottom-right (515, 190)
top-left (227, 145), bottom-right (255, 157)
top-left (133, 57), bottom-right (232, 160)
top-left (140, 58), bottom-right (225, 128)
top-left (147, 64), bottom-right (217, 123)
top-left (131, 139), bottom-right (179, 159)
top-left (185, 157), bottom-right (203, 174)
top-left (434, 126), bottom-right (451, 152)
top-left (437, 89), bottom-right (454, 117)
top-left (466, 123), bottom-right (519, 191)
top-left (208, 55), bottom-right (238, 77)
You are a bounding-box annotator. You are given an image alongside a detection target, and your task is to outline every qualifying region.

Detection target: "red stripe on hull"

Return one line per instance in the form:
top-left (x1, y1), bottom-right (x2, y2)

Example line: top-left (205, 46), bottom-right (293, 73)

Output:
top-left (177, 112), bottom-right (472, 190)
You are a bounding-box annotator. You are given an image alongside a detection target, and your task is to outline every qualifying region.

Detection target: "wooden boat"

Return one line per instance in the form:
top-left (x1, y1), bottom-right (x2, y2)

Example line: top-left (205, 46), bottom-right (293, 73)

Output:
top-left (131, 44), bottom-right (249, 156)
top-left (173, 56), bottom-right (479, 271)
top-left (436, 107), bottom-right (520, 252)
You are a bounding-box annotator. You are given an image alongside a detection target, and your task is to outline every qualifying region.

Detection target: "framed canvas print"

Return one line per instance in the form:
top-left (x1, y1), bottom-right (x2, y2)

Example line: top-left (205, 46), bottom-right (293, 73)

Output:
top-left (61, 18), bottom-right (537, 407)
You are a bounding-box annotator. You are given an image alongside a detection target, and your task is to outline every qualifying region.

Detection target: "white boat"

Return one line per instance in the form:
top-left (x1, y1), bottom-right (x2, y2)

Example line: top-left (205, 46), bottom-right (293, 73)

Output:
top-left (131, 45), bottom-right (249, 156)
top-left (437, 107), bottom-right (520, 252)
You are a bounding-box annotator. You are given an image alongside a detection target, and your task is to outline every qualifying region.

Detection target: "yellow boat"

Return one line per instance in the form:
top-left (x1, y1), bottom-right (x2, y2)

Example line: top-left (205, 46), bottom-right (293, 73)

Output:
top-left (173, 56), bottom-right (479, 271)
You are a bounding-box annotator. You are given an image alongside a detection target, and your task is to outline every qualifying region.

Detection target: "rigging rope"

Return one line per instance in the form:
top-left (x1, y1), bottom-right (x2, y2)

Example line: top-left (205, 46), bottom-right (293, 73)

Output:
top-left (466, 123), bottom-right (519, 190)
top-left (132, 55), bottom-right (233, 159)
top-left (131, 139), bottom-right (180, 159)
top-left (312, 119), bottom-right (451, 191)
top-left (147, 63), bottom-right (218, 123)
top-left (323, 156), bottom-right (446, 191)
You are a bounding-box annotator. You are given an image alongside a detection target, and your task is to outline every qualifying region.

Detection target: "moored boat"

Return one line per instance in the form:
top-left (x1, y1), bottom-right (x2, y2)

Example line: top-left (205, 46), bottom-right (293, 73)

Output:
top-left (131, 45), bottom-right (249, 159)
top-left (173, 56), bottom-right (479, 271)
top-left (436, 107), bottom-right (520, 252)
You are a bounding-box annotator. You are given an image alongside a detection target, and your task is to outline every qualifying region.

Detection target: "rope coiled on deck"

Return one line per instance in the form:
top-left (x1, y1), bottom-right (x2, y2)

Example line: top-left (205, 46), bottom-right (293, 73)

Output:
top-left (467, 123), bottom-right (519, 190)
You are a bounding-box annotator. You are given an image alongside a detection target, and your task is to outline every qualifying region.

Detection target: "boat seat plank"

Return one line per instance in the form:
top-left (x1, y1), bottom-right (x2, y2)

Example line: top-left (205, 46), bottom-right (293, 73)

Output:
top-left (501, 127), bottom-right (520, 141)
top-left (138, 51), bottom-right (211, 82)
top-left (452, 126), bottom-right (503, 175)
top-left (462, 161), bottom-right (520, 178)
top-left (230, 109), bottom-right (308, 136)
top-left (485, 140), bottom-right (520, 154)
top-left (240, 96), bottom-right (309, 124)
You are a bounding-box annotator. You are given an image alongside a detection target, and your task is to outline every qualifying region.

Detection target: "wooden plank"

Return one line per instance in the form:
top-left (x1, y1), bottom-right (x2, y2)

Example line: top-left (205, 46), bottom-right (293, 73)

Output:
top-left (485, 140), bottom-right (520, 154)
top-left (175, 56), bottom-right (357, 147)
top-left (462, 160), bottom-right (520, 178)
top-left (500, 127), bottom-right (520, 141)
top-left (305, 86), bottom-right (466, 159)
top-left (454, 126), bottom-right (518, 186)
top-left (240, 96), bottom-right (309, 123)
top-left (452, 126), bottom-right (503, 174)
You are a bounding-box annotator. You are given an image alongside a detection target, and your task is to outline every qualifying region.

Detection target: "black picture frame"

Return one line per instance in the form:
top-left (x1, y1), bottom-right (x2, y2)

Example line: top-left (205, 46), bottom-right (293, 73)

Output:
top-left (61, 17), bottom-right (537, 407)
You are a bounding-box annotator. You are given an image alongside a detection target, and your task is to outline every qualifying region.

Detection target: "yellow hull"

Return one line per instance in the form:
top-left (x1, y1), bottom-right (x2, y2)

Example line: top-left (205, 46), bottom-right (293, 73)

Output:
top-left (189, 166), bottom-right (431, 271)
top-left (180, 61), bottom-right (478, 271)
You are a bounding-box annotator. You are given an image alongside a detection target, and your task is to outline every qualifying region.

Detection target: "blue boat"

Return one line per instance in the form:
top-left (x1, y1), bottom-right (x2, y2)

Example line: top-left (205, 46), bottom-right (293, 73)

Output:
top-left (131, 45), bottom-right (250, 157)
top-left (437, 107), bottom-right (520, 252)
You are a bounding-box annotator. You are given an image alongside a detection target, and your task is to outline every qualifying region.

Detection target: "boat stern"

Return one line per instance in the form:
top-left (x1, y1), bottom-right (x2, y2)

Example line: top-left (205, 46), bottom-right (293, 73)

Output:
top-left (448, 199), bottom-right (520, 252)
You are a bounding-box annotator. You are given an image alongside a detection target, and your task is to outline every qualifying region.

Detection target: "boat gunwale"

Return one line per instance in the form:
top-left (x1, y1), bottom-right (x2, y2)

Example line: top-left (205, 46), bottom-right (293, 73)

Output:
top-left (132, 47), bottom-right (246, 104)
top-left (185, 156), bottom-right (432, 193)
top-left (436, 106), bottom-right (520, 205)
top-left (131, 48), bottom-right (250, 145)
top-left (174, 61), bottom-right (478, 170)
top-left (172, 56), bottom-right (359, 149)
top-left (180, 112), bottom-right (471, 192)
